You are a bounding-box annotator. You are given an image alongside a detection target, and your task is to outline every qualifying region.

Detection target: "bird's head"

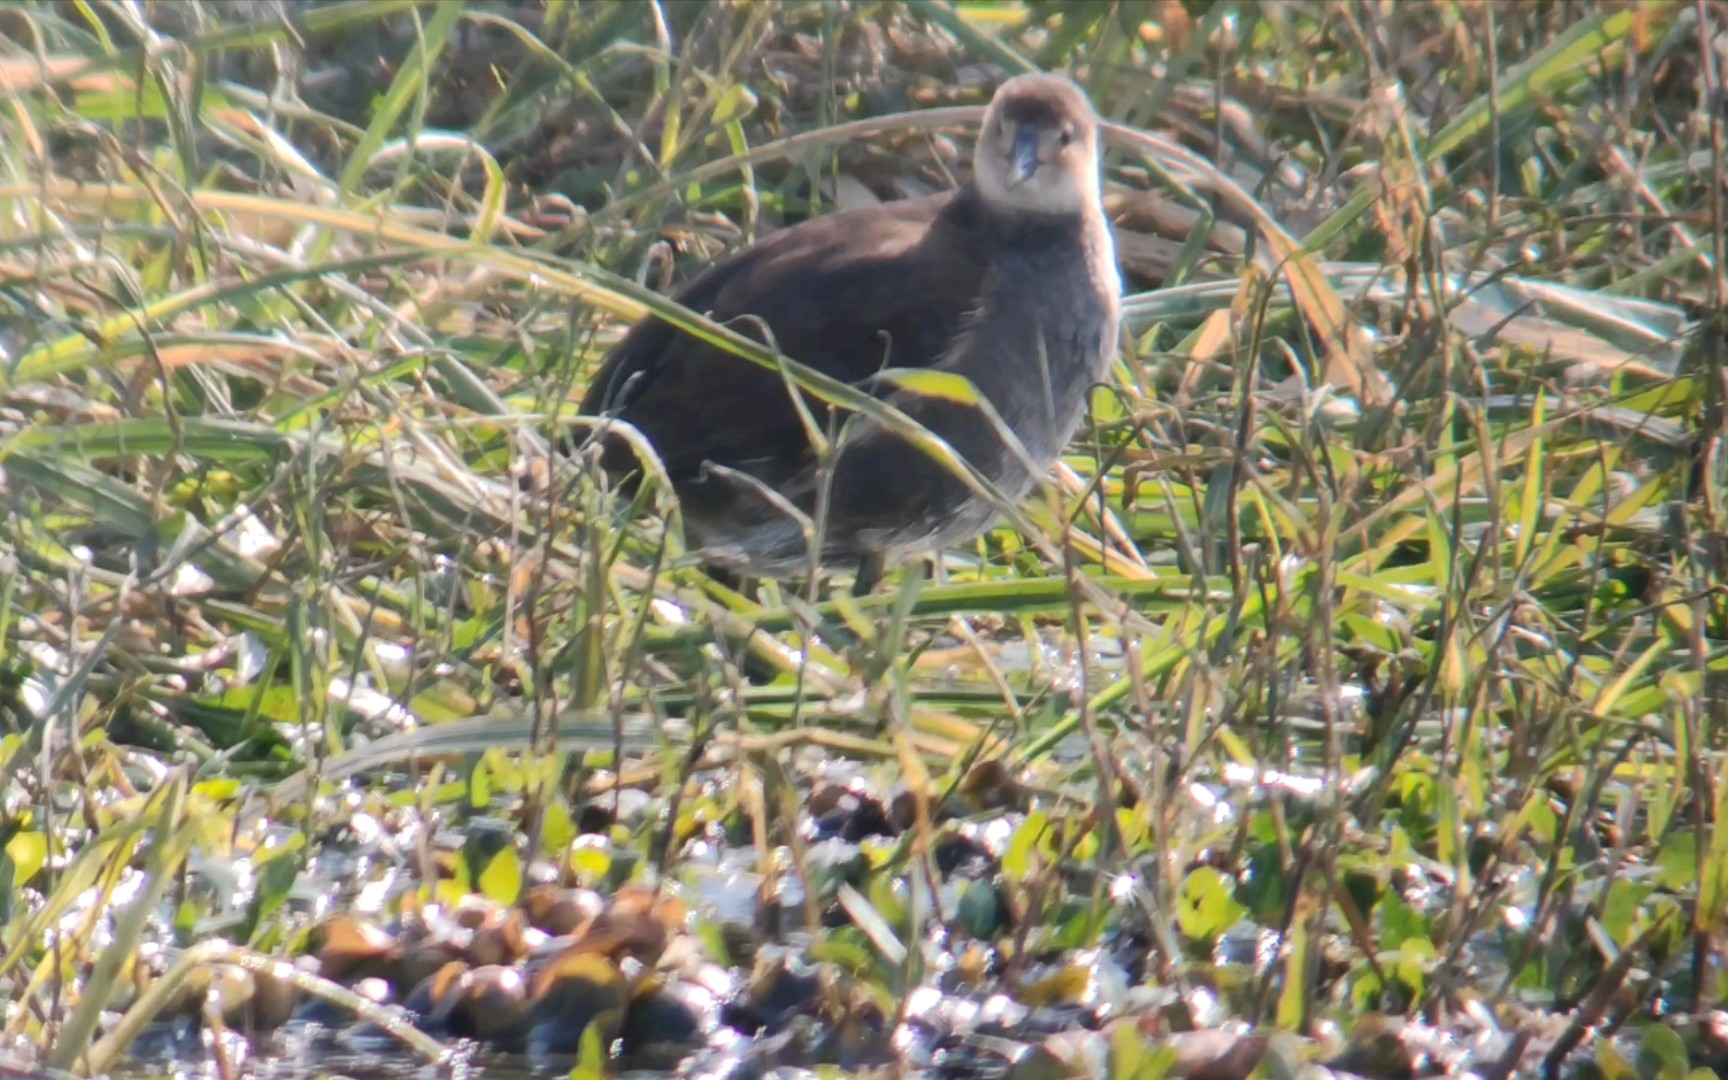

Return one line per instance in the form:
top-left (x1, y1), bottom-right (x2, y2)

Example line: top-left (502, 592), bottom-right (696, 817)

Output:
top-left (973, 74), bottom-right (1102, 218)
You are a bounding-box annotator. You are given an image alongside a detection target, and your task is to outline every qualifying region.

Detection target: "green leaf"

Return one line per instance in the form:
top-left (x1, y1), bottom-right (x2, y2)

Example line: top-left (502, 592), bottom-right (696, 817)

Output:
top-left (568, 1019), bottom-right (608, 1080)
top-left (1110, 1016), bottom-right (1146, 1080)
top-left (866, 867), bottom-right (909, 934)
top-left (542, 798), bottom-right (578, 855)
top-left (1636, 1024), bottom-right (1688, 1080)
top-left (1380, 893), bottom-right (1430, 953)
top-left (470, 757), bottom-right (492, 809)
top-left (713, 85), bottom-right (758, 127)
top-left (1701, 779), bottom-right (1728, 932)
top-left (250, 845), bottom-right (300, 941)
top-left (479, 845), bottom-right (523, 905)
top-left (1002, 811), bottom-right (1051, 880)
top-left (873, 368), bottom-right (984, 405)
top-left (3, 831), bottom-right (46, 888)
top-left (1393, 941), bottom-right (1430, 1000)
top-left (1238, 841), bottom-right (1289, 922)
top-left (806, 928), bottom-right (877, 976)
top-left (1596, 1036), bottom-right (1637, 1080)
top-left (1275, 910), bottom-right (1311, 1032)
top-left (1603, 880), bottom-right (1653, 946)
top-left (1177, 867), bottom-right (1245, 941)
top-left (568, 843), bottom-right (612, 888)
top-left (1350, 969), bottom-right (1384, 1014)
top-left (1655, 833), bottom-right (1698, 891)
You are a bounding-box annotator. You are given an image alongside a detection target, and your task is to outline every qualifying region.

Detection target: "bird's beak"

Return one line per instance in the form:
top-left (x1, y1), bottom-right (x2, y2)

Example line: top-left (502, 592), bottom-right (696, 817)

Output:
top-left (1008, 125), bottom-right (1041, 187)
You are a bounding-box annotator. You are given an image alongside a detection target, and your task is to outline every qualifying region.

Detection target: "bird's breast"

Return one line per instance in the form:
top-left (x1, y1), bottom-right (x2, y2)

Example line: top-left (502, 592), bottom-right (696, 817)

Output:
top-left (971, 229), bottom-right (1118, 462)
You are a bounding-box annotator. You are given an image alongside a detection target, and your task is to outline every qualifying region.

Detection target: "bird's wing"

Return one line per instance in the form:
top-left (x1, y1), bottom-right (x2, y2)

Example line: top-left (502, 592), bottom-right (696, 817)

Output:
top-left (580, 190), bottom-right (988, 484)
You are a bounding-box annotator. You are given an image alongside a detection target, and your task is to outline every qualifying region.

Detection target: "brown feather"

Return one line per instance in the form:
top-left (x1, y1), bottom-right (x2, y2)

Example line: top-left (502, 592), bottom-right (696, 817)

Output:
top-left (581, 188), bottom-right (989, 487)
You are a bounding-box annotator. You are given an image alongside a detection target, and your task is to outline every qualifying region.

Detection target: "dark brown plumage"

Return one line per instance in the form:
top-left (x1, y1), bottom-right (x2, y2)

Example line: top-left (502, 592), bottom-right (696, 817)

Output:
top-left (580, 73), bottom-right (1121, 583)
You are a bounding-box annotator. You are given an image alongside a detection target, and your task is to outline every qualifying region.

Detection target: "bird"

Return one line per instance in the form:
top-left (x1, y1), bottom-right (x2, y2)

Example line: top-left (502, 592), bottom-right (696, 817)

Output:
top-left (579, 73), bottom-right (1121, 592)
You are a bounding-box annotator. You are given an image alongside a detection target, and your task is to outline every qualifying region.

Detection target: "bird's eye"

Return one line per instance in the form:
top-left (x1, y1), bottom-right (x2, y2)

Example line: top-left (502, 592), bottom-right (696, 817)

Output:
top-left (1058, 126), bottom-right (1074, 147)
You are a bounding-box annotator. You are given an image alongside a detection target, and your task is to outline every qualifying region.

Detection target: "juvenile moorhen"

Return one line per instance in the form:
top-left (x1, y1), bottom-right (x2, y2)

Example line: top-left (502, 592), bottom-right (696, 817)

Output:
top-left (581, 73), bottom-right (1121, 589)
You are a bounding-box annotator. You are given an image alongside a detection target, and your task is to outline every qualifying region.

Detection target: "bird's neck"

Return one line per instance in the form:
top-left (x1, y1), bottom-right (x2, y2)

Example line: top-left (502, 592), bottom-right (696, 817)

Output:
top-left (956, 183), bottom-right (1106, 251)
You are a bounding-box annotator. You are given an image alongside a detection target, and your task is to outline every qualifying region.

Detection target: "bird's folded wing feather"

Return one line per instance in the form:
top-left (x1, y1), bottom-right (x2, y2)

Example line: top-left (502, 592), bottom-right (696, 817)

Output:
top-left (581, 191), bottom-right (989, 483)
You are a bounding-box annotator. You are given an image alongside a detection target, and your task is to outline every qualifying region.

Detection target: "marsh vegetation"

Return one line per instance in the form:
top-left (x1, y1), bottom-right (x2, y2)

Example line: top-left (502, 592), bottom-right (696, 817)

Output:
top-left (0, 2), bottom-right (1720, 1077)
